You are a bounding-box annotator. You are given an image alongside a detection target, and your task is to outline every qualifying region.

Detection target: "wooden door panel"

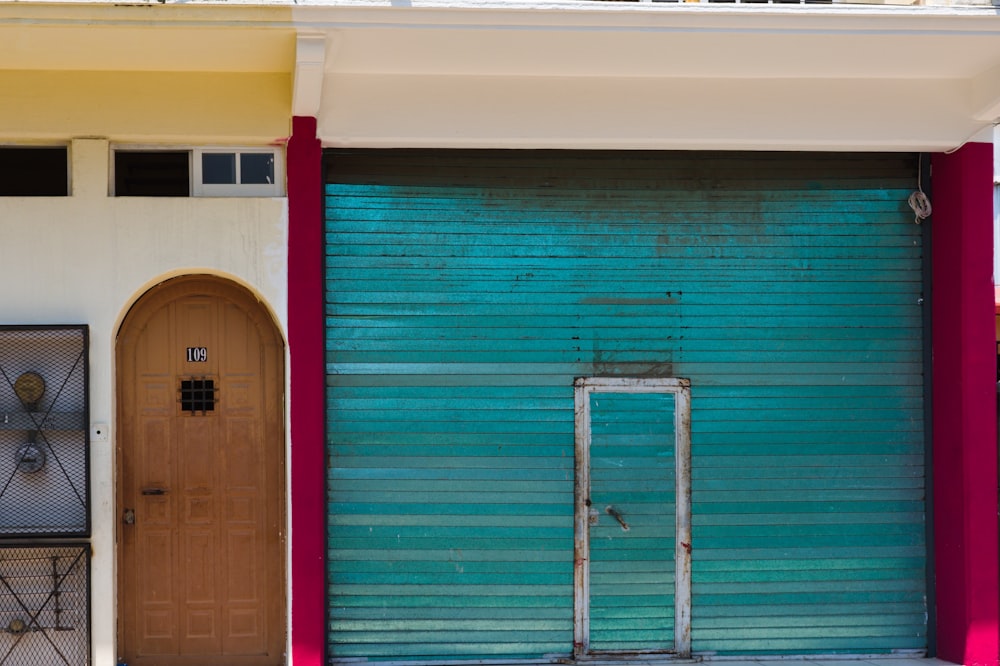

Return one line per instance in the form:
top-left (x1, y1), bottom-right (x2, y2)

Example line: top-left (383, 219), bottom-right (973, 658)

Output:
top-left (222, 302), bottom-right (256, 370)
top-left (139, 527), bottom-right (176, 653)
top-left (229, 496), bottom-right (255, 523)
top-left (118, 277), bottom-right (285, 666)
top-left (140, 417), bottom-right (172, 486)
top-left (227, 606), bottom-right (265, 653)
top-left (182, 608), bottom-right (219, 655)
top-left (139, 382), bottom-right (172, 414)
top-left (185, 495), bottom-right (213, 524)
top-left (183, 530), bottom-right (216, 602)
top-left (227, 529), bottom-right (260, 602)
top-left (226, 418), bottom-right (261, 489)
top-left (176, 301), bottom-right (214, 363)
top-left (180, 423), bottom-right (214, 488)
top-left (139, 530), bottom-right (174, 602)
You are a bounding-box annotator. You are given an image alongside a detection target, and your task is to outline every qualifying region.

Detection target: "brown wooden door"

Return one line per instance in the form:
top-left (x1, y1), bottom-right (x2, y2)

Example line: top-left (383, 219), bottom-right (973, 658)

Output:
top-left (117, 276), bottom-right (285, 666)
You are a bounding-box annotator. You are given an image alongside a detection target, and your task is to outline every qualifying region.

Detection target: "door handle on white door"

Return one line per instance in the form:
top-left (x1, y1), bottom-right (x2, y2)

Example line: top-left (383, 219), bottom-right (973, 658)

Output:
top-left (605, 505), bottom-right (630, 531)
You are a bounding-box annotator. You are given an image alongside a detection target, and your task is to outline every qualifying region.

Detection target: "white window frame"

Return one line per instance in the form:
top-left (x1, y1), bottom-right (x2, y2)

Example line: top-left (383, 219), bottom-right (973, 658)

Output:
top-left (573, 377), bottom-right (692, 660)
top-left (193, 148), bottom-right (284, 197)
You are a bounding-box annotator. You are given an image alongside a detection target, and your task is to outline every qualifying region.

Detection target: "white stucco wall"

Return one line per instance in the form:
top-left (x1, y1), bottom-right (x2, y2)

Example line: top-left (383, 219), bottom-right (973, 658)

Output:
top-left (0, 138), bottom-right (289, 666)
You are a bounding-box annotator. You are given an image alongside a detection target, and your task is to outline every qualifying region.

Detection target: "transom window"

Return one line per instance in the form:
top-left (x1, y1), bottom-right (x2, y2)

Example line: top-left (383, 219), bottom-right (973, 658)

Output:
top-left (195, 150), bottom-right (279, 196)
top-left (0, 146), bottom-right (68, 196)
top-left (114, 147), bottom-right (284, 197)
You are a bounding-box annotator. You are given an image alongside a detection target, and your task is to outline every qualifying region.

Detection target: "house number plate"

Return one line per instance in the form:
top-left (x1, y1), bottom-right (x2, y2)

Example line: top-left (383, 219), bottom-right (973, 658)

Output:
top-left (186, 347), bottom-right (208, 363)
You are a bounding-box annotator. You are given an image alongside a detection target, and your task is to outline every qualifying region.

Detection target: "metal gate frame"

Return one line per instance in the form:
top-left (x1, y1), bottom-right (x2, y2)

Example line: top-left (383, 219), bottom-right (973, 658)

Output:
top-left (573, 377), bottom-right (692, 659)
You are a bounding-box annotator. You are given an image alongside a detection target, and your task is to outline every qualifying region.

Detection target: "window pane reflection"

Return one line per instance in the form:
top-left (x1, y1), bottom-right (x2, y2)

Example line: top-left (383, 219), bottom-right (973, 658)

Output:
top-left (241, 153), bottom-right (274, 185)
top-left (202, 153), bottom-right (236, 184)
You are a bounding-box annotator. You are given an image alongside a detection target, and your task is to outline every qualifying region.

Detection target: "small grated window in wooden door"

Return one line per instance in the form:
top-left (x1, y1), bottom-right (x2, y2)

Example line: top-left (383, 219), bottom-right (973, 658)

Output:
top-left (179, 378), bottom-right (217, 415)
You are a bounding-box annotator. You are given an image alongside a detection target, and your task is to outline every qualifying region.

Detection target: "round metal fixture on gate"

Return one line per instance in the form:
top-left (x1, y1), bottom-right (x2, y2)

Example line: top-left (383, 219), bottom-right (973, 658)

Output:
top-left (14, 371), bottom-right (45, 411)
top-left (7, 618), bottom-right (27, 635)
top-left (15, 443), bottom-right (45, 473)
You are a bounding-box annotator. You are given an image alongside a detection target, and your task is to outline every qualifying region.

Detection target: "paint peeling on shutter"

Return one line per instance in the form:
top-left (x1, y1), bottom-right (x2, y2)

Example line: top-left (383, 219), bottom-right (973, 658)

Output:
top-left (324, 151), bottom-right (926, 661)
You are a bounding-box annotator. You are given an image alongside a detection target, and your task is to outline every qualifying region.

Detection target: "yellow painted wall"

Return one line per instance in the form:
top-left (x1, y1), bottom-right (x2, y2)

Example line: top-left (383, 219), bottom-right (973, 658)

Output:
top-left (0, 70), bottom-right (292, 143)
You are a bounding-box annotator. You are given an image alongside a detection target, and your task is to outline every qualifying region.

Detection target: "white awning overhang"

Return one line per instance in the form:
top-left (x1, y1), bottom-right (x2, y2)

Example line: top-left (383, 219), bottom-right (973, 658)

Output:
top-left (293, 1), bottom-right (1000, 151)
top-left (4, 0), bottom-right (1000, 151)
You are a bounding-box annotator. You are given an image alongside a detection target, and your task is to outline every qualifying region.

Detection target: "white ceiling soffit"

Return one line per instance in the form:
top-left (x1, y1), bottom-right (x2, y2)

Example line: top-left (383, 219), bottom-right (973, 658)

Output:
top-left (294, 2), bottom-right (1000, 151)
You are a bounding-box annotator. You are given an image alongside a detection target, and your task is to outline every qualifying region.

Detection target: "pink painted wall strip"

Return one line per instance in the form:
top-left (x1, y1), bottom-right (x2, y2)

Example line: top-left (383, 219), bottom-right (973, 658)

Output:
top-left (288, 115), bottom-right (326, 666)
top-left (931, 143), bottom-right (1000, 666)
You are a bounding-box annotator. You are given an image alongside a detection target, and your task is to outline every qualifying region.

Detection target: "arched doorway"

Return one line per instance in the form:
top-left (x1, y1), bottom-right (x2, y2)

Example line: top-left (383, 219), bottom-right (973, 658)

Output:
top-left (116, 275), bottom-right (285, 666)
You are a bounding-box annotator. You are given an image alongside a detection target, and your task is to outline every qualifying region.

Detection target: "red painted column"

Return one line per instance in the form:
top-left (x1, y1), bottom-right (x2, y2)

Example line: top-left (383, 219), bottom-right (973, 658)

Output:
top-left (287, 115), bottom-right (326, 666)
top-left (932, 143), bottom-right (999, 666)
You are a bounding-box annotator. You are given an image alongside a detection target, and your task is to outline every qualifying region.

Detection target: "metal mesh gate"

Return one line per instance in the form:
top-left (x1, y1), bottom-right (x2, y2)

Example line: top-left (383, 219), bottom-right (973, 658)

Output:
top-left (0, 544), bottom-right (89, 666)
top-left (0, 327), bottom-right (88, 538)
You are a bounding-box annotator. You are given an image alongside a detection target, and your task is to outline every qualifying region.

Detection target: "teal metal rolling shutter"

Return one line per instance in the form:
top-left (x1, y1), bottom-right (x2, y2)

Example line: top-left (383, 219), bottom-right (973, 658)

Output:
top-left (588, 392), bottom-right (677, 652)
top-left (325, 151), bottom-right (926, 660)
